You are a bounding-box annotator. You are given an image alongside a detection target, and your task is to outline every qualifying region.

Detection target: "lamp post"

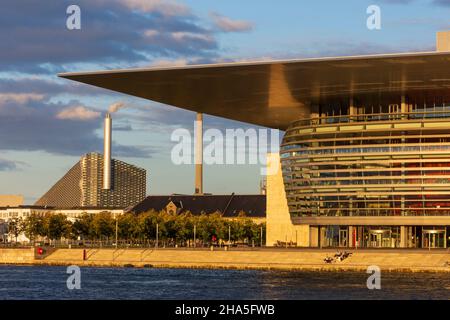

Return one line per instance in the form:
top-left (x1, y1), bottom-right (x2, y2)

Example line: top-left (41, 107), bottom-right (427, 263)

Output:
top-left (228, 225), bottom-right (231, 244)
top-left (193, 224), bottom-right (196, 248)
top-left (115, 213), bottom-right (118, 249)
top-left (261, 226), bottom-right (264, 247)
top-left (156, 223), bottom-right (159, 249)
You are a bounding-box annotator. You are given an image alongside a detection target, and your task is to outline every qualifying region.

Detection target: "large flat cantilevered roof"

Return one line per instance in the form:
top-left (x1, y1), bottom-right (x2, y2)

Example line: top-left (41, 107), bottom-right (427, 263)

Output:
top-left (59, 51), bottom-right (450, 130)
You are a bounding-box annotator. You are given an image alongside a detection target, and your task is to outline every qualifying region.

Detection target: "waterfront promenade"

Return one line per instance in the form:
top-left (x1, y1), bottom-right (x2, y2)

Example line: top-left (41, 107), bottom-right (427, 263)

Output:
top-left (1, 247), bottom-right (450, 272)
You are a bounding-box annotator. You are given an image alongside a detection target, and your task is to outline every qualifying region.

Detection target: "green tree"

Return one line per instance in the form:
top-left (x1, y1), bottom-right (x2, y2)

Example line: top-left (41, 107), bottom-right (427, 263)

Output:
top-left (33, 209), bottom-right (266, 247)
top-left (137, 210), bottom-right (167, 242)
top-left (194, 213), bottom-right (226, 243)
top-left (241, 218), bottom-right (256, 243)
top-left (137, 211), bottom-right (155, 240)
top-left (92, 212), bottom-right (114, 240)
top-left (210, 212), bottom-right (226, 241)
top-left (117, 213), bottom-right (138, 240)
top-left (8, 218), bottom-right (23, 243)
top-left (161, 211), bottom-right (177, 241)
top-left (194, 214), bottom-right (209, 242)
top-left (228, 219), bottom-right (244, 243)
top-left (44, 213), bottom-right (71, 241)
top-left (23, 214), bottom-right (45, 242)
top-left (174, 212), bottom-right (193, 244)
top-left (72, 213), bottom-right (94, 240)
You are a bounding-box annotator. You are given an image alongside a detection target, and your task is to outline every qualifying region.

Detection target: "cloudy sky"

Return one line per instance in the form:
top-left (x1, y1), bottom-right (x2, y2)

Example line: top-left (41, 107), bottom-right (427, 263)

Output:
top-left (0, 0), bottom-right (449, 203)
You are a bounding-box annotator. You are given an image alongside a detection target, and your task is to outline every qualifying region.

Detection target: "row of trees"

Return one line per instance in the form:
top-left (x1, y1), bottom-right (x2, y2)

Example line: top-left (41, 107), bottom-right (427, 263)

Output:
top-left (8, 210), bottom-right (266, 247)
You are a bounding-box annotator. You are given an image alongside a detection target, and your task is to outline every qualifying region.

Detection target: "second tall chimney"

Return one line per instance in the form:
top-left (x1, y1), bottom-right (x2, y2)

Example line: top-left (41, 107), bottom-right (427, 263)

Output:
top-left (103, 113), bottom-right (112, 190)
top-left (195, 113), bottom-right (203, 194)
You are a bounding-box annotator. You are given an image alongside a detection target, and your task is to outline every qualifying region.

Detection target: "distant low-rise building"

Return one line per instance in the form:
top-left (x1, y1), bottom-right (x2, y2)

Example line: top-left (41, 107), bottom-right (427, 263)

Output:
top-left (0, 205), bottom-right (124, 222)
top-left (0, 206), bottom-right (49, 242)
top-left (0, 205), bottom-right (124, 243)
top-left (128, 194), bottom-right (266, 223)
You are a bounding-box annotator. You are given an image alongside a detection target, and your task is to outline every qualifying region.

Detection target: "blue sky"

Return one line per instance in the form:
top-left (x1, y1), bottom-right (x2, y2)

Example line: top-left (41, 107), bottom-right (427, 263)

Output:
top-left (0, 0), bottom-right (449, 203)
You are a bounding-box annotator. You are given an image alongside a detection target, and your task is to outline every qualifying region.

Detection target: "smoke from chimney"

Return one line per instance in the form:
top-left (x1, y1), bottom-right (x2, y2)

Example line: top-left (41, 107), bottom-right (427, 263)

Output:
top-left (103, 113), bottom-right (112, 190)
top-left (108, 102), bottom-right (125, 113)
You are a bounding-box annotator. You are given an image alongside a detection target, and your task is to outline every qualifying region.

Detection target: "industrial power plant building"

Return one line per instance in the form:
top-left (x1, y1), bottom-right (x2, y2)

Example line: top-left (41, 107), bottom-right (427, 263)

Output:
top-left (35, 152), bottom-right (146, 208)
top-left (60, 31), bottom-right (450, 249)
top-left (35, 112), bottom-right (146, 209)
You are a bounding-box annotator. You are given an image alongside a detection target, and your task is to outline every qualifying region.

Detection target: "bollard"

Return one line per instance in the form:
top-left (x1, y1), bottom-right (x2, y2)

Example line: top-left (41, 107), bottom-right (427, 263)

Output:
top-left (210, 245), bottom-right (214, 251)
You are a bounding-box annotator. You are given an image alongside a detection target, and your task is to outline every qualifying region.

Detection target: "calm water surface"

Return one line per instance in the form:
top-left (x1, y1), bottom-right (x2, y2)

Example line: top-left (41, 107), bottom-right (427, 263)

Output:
top-left (0, 265), bottom-right (449, 300)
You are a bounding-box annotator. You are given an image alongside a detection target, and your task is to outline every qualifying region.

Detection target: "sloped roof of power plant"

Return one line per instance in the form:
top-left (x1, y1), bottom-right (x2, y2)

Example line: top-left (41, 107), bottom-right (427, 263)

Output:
top-left (128, 194), bottom-right (266, 218)
top-left (59, 51), bottom-right (450, 130)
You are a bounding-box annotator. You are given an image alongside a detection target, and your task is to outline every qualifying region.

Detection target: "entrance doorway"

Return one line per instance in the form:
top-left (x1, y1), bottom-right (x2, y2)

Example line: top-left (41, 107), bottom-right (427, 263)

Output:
top-left (354, 226), bottom-right (400, 248)
top-left (369, 231), bottom-right (382, 247)
top-left (339, 229), bottom-right (348, 247)
top-left (368, 229), bottom-right (391, 248)
top-left (320, 226), bottom-right (349, 248)
top-left (422, 229), bottom-right (446, 248)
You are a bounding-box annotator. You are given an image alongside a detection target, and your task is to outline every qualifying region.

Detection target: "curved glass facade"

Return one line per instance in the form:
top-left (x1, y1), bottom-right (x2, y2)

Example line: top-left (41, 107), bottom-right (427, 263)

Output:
top-left (281, 107), bottom-right (450, 218)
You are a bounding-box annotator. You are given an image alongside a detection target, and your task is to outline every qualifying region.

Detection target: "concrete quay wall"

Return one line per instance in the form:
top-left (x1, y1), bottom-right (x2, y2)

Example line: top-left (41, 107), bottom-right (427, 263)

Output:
top-left (0, 248), bottom-right (35, 264)
top-left (1, 247), bottom-right (450, 272)
top-left (33, 248), bottom-right (450, 272)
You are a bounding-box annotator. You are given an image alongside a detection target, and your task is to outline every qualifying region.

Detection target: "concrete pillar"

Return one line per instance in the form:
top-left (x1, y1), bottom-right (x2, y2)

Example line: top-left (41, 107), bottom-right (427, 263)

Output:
top-left (310, 226), bottom-right (319, 247)
top-left (195, 113), bottom-right (203, 194)
top-left (319, 227), bottom-right (327, 248)
top-left (400, 226), bottom-right (407, 248)
top-left (348, 226), bottom-right (354, 247)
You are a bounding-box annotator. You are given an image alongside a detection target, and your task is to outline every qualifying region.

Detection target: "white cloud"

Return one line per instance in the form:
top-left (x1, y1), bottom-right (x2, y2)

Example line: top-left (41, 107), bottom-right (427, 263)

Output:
top-left (0, 1), bottom-right (220, 73)
top-left (119, 0), bottom-right (190, 16)
top-left (210, 12), bottom-right (253, 32)
top-left (56, 105), bottom-right (100, 121)
top-left (0, 93), bottom-right (45, 105)
top-left (171, 31), bottom-right (214, 43)
top-left (149, 58), bottom-right (190, 67)
top-left (144, 29), bottom-right (159, 38)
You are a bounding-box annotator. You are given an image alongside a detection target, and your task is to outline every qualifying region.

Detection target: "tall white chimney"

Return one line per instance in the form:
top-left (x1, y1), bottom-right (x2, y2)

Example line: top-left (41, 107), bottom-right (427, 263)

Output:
top-left (194, 113), bottom-right (203, 194)
top-left (103, 113), bottom-right (112, 190)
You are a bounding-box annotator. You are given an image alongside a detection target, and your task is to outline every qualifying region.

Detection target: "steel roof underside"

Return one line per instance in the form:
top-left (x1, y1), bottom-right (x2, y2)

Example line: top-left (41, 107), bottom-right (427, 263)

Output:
top-left (59, 51), bottom-right (450, 130)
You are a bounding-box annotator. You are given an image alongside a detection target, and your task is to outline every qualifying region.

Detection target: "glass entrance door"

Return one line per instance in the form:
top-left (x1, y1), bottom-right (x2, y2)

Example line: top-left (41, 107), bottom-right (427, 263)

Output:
top-left (422, 230), bottom-right (446, 248)
top-left (339, 229), bottom-right (348, 247)
top-left (369, 232), bottom-right (382, 247)
top-left (368, 229), bottom-right (392, 248)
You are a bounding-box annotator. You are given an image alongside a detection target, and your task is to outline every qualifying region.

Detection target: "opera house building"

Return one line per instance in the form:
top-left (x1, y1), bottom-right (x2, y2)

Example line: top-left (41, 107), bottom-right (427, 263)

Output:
top-left (59, 31), bottom-right (450, 249)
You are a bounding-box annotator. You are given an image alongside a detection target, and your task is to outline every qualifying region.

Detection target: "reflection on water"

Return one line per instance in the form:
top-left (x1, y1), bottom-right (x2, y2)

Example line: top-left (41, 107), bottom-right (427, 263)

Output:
top-left (0, 265), bottom-right (448, 300)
